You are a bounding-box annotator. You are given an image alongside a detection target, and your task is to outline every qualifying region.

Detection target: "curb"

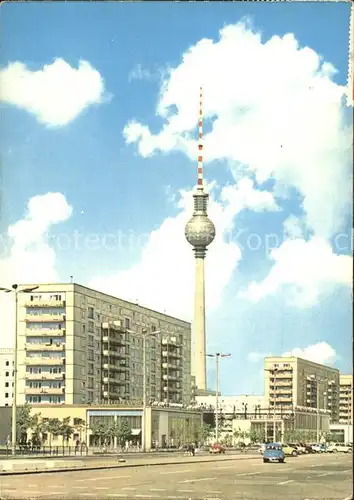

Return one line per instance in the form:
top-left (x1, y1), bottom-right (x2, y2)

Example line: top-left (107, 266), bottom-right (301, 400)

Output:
top-left (0, 455), bottom-right (258, 476)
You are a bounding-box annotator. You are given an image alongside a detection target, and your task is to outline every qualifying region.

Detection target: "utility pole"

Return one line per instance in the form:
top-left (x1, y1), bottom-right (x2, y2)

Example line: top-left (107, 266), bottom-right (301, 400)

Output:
top-left (128, 327), bottom-right (160, 452)
top-left (206, 352), bottom-right (231, 443)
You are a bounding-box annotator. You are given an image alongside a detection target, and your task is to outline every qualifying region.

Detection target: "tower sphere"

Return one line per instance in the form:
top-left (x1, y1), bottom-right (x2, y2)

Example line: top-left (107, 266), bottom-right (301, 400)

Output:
top-left (185, 215), bottom-right (216, 247)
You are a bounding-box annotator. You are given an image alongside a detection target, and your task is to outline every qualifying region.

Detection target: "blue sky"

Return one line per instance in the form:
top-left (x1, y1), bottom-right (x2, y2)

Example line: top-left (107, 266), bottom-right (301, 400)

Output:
top-left (0, 2), bottom-right (352, 395)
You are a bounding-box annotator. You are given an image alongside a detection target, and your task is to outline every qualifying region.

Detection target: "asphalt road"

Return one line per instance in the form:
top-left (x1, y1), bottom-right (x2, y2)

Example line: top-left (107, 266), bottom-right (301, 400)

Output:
top-left (0, 452), bottom-right (352, 500)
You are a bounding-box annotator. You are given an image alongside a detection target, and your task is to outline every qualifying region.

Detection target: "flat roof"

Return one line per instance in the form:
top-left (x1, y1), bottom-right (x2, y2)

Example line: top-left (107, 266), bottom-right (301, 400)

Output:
top-left (19, 282), bottom-right (191, 326)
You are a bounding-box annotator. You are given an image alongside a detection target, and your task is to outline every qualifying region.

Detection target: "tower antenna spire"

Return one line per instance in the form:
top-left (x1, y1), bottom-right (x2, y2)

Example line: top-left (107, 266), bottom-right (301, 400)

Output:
top-left (197, 86), bottom-right (204, 190)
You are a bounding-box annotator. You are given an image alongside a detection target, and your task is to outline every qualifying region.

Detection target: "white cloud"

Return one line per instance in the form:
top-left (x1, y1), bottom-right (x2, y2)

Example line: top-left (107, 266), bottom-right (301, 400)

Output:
top-left (238, 236), bottom-right (352, 307)
top-left (0, 193), bottom-right (73, 348)
top-left (284, 341), bottom-right (337, 366)
top-left (128, 64), bottom-right (152, 82)
top-left (123, 21), bottom-right (352, 239)
top-left (248, 341), bottom-right (337, 367)
top-left (0, 59), bottom-right (105, 127)
top-left (89, 179), bottom-right (278, 320)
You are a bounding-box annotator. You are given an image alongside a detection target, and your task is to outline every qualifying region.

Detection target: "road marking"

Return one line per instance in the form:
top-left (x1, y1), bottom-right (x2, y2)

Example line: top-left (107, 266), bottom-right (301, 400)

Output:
top-left (77, 475), bottom-right (131, 482)
top-left (216, 465), bottom-right (234, 469)
top-left (177, 490), bottom-right (194, 493)
top-left (278, 479), bottom-right (294, 485)
top-left (94, 487), bottom-right (110, 490)
top-left (106, 496), bottom-right (126, 498)
top-left (150, 489), bottom-right (166, 492)
top-left (78, 495), bottom-right (95, 497)
top-left (135, 496), bottom-right (160, 499)
top-left (318, 472), bottom-right (334, 477)
top-left (160, 468), bottom-right (192, 475)
top-left (73, 486), bottom-right (87, 489)
top-left (48, 485), bottom-right (64, 488)
top-left (122, 487), bottom-right (136, 490)
top-left (237, 471), bottom-right (262, 476)
top-left (180, 477), bottom-right (217, 483)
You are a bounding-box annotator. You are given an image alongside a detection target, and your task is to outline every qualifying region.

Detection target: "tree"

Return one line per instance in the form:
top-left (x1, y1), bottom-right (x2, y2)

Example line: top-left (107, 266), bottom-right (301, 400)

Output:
top-left (89, 421), bottom-right (107, 446)
top-left (45, 418), bottom-right (62, 446)
top-left (60, 417), bottom-right (74, 445)
top-left (115, 419), bottom-right (132, 447)
top-left (17, 404), bottom-right (33, 444)
top-left (197, 424), bottom-right (212, 445)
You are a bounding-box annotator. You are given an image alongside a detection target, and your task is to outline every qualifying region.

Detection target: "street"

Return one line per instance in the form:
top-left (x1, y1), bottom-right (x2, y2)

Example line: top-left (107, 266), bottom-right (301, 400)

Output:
top-left (0, 452), bottom-right (352, 500)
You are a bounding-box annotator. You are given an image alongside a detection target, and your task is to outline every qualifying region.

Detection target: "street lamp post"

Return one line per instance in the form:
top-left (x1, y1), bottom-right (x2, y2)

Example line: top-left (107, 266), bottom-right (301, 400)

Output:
top-left (206, 353), bottom-right (231, 444)
top-left (127, 327), bottom-right (160, 452)
top-left (0, 284), bottom-right (39, 456)
top-left (265, 367), bottom-right (278, 442)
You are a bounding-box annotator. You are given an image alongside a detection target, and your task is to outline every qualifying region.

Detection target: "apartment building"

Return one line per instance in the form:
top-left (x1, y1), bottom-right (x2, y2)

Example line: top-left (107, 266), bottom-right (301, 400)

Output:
top-left (0, 349), bottom-right (14, 407)
top-left (16, 283), bottom-right (192, 406)
top-left (339, 374), bottom-right (353, 424)
top-left (264, 356), bottom-right (340, 422)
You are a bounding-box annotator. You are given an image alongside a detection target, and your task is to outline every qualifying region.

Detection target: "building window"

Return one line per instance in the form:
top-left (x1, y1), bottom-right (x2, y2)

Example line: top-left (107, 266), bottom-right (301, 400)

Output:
top-left (88, 321), bottom-right (94, 333)
top-left (5, 382), bottom-right (9, 387)
top-left (88, 307), bottom-right (94, 319)
top-left (5, 361), bottom-right (9, 366)
top-left (5, 372), bottom-right (9, 377)
top-left (124, 318), bottom-right (130, 329)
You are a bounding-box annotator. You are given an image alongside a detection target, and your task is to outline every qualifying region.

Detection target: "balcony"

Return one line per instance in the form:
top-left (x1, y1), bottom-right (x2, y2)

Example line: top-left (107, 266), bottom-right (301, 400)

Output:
top-left (25, 300), bottom-right (65, 308)
top-left (162, 350), bottom-right (181, 359)
top-left (102, 349), bottom-right (125, 358)
top-left (162, 374), bottom-right (178, 381)
top-left (163, 386), bottom-right (181, 392)
top-left (25, 343), bottom-right (65, 352)
top-left (102, 335), bottom-right (125, 345)
top-left (26, 329), bottom-right (66, 337)
top-left (25, 357), bottom-right (65, 366)
top-left (25, 314), bottom-right (66, 323)
top-left (103, 363), bottom-right (126, 372)
top-left (162, 362), bottom-right (179, 370)
top-left (270, 396), bottom-right (293, 402)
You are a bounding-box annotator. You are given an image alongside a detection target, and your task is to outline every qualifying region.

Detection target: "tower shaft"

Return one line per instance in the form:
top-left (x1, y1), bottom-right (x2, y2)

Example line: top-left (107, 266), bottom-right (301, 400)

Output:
top-left (193, 254), bottom-right (207, 391)
top-left (185, 86), bottom-right (215, 394)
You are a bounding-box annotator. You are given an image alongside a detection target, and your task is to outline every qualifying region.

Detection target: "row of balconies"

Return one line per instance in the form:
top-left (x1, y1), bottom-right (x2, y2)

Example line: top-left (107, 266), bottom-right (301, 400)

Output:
top-left (25, 357), bottom-right (65, 366)
top-left (26, 329), bottom-right (66, 337)
top-left (25, 314), bottom-right (66, 323)
top-left (162, 362), bottom-right (180, 370)
top-left (24, 387), bottom-right (65, 395)
top-left (269, 396), bottom-right (293, 402)
top-left (26, 373), bottom-right (64, 380)
top-left (25, 343), bottom-right (65, 352)
top-left (162, 374), bottom-right (178, 381)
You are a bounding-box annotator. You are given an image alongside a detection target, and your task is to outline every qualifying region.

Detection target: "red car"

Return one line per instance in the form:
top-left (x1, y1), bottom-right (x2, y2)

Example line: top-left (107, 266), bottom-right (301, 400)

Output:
top-left (209, 443), bottom-right (226, 454)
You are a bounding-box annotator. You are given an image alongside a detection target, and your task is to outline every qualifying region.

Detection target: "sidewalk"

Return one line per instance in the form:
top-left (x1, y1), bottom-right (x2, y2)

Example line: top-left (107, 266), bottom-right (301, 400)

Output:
top-left (0, 452), bottom-right (259, 475)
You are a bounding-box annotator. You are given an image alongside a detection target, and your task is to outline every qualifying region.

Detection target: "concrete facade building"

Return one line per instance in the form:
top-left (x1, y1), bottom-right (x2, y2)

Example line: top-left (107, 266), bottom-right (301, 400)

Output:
top-left (264, 356), bottom-right (340, 423)
top-left (0, 349), bottom-right (14, 407)
top-left (185, 87), bottom-right (215, 392)
top-left (15, 283), bottom-right (192, 407)
top-left (339, 374), bottom-right (353, 424)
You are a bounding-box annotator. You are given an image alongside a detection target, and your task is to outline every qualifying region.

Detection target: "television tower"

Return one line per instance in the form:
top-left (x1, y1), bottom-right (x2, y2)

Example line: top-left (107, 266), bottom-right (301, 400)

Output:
top-left (185, 87), bottom-right (215, 392)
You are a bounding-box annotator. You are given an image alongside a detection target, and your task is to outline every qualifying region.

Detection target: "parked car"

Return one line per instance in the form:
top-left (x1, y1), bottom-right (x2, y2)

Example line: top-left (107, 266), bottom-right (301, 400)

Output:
top-left (327, 443), bottom-right (352, 453)
top-left (210, 443), bottom-right (226, 454)
top-left (282, 444), bottom-right (298, 456)
top-left (301, 443), bottom-right (315, 454)
top-left (311, 444), bottom-right (324, 453)
top-left (263, 443), bottom-right (285, 463)
top-left (288, 443), bottom-right (305, 455)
